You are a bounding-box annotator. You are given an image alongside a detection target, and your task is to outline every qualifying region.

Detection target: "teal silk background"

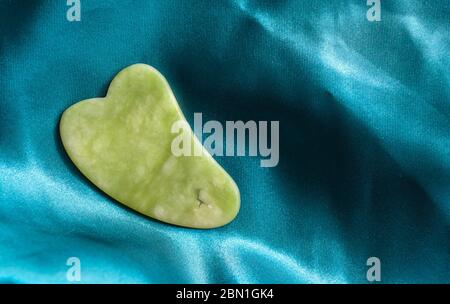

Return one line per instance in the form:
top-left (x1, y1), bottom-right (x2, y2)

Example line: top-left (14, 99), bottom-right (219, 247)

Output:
top-left (1, 1), bottom-right (449, 283)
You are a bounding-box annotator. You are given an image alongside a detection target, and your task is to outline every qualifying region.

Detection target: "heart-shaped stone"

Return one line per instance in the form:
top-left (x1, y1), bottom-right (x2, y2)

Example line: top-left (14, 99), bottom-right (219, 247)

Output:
top-left (60, 64), bottom-right (240, 228)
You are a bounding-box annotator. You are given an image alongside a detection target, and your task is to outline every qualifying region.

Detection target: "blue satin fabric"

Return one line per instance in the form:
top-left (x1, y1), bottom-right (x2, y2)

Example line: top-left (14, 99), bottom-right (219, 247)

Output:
top-left (1, 0), bottom-right (449, 283)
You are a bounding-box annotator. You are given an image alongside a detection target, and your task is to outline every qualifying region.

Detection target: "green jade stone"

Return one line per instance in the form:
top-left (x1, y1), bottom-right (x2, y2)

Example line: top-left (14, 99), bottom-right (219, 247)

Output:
top-left (60, 64), bottom-right (240, 228)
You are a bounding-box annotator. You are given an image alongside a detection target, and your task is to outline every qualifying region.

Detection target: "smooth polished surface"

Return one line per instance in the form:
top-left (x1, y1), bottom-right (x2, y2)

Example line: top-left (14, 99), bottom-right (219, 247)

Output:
top-left (60, 64), bottom-right (240, 229)
top-left (0, 1), bottom-right (449, 283)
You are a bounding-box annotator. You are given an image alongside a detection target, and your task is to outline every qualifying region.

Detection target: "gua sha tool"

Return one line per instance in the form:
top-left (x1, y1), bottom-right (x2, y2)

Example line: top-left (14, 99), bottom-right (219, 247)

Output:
top-left (60, 64), bottom-right (240, 228)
